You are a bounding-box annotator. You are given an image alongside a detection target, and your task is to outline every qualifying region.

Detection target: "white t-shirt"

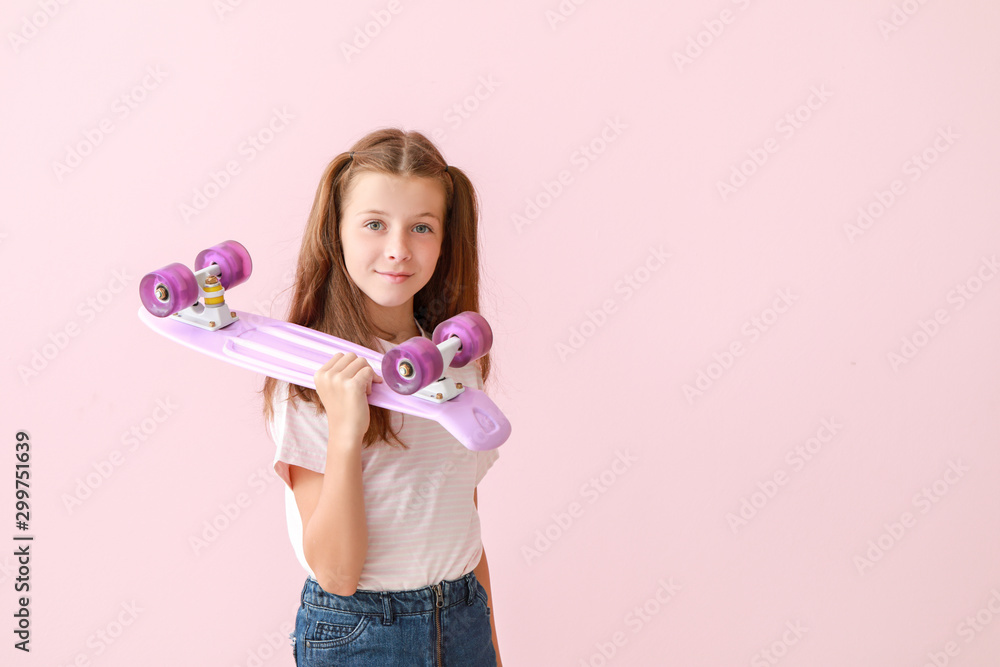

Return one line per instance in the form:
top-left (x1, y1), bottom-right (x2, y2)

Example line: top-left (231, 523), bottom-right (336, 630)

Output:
top-left (269, 320), bottom-right (500, 591)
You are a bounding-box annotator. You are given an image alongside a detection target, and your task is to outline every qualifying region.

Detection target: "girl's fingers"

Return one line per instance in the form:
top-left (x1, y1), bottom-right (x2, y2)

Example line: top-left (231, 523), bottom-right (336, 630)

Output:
top-left (317, 355), bottom-right (383, 383)
top-left (347, 356), bottom-right (383, 381)
top-left (315, 353), bottom-right (351, 386)
top-left (319, 352), bottom-right (347, 370)
top-left (366, 365), bottom-right (384, 383)
top-left (362, 366), bottom-right (383, 395)
top-left (316, 354), bottom-right (383, 390)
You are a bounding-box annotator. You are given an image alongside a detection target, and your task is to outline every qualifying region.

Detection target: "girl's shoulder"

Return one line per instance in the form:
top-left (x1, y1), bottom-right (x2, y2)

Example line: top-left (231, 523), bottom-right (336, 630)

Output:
top-left (271, 381), bottom-right (325, 426)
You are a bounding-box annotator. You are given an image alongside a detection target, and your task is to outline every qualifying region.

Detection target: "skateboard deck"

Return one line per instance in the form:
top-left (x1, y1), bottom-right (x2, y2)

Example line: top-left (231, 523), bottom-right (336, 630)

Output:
top-left (137, 307), bottom-right (511, 451)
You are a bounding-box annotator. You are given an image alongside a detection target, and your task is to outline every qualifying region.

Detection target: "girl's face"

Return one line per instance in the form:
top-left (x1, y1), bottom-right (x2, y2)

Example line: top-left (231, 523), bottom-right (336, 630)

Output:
top-left (340, 171), bottom-right (446, 315)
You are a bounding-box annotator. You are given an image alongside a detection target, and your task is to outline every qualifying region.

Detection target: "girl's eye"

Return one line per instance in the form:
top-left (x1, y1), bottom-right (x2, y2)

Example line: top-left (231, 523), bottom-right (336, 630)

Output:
top-left (365, 221), bottom-right (434, 234)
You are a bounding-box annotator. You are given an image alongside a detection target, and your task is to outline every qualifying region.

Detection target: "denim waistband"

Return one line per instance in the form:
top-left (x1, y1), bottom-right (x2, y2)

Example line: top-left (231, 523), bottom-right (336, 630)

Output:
top-left (301, 571), bottom-right (481, 623)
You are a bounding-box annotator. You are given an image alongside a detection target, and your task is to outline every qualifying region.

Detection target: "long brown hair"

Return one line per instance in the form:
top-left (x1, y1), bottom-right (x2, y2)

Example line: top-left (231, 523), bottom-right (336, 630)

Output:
top-left (261, 128), bottom-right (491, 449)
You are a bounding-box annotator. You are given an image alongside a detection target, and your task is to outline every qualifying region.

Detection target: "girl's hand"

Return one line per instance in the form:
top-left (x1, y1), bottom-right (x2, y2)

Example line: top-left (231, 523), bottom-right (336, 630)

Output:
top-left (313, 352), bottom-right (384, 442)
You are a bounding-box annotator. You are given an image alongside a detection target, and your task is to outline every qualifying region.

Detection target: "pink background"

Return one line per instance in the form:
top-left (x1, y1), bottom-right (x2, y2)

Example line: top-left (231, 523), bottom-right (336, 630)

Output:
top-left (3, 0), bottom-right (1000, 665)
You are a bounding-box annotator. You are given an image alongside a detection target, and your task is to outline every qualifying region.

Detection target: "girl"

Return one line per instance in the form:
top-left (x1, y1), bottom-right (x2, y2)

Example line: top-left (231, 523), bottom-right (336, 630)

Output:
top-left (262, 128), bottom-right (502, 666)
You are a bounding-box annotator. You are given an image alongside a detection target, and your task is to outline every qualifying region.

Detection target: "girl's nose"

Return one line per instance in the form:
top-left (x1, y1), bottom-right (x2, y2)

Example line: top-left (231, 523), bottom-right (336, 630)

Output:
top-left (385, 232), bottom-right (411, 261)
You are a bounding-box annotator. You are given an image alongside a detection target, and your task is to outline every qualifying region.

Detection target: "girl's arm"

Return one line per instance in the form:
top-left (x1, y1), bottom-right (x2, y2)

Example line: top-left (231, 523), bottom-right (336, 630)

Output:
top-left (473, 489), bottom-right (503, 666)
top-left (289, 352), bottom-right (379, 595)
top-left (289, 428), bottom-right (368, 596)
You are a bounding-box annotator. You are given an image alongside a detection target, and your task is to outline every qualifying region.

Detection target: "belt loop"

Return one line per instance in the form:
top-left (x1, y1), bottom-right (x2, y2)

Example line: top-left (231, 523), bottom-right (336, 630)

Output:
top-left (380, 591), bottom-right (393, 625)
top-left (466, 573), bottom-right (475, 605)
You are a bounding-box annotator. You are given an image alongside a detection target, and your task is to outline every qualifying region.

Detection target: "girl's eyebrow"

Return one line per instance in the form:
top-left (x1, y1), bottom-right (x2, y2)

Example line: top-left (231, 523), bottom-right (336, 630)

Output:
top-left (358, 209), bottom-right (440, 223)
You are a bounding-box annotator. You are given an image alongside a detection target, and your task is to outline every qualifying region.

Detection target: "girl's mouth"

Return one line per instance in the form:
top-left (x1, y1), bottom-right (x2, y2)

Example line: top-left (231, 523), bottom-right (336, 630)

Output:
top-left (377, 271), bottom-right (412, 283)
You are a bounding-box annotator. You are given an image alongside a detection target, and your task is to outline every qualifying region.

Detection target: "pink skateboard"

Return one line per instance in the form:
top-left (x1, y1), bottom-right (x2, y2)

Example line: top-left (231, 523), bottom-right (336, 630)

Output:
top-left (137, 240), bottom-right (510, 451)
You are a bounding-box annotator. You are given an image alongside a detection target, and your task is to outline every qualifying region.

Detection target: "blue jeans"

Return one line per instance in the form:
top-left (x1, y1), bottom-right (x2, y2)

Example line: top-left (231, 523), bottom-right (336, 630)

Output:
top-left (290, 571), bottom-right (497, 666)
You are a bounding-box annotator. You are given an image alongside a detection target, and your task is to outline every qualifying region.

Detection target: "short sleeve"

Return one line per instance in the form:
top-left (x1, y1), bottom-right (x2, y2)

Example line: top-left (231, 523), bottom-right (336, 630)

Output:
top-left (270, 383), bottom-right (330, 488)
top-left (475, 447), bottom-right (500, 486)
top-left (469, 359), bottom-right (500, 485)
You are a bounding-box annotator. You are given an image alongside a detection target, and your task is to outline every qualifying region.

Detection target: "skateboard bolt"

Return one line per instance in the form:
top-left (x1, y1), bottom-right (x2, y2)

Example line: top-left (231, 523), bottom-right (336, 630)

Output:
top-left (209, 321), bottom-right (216, 328)
top-left (435, 393), bottom-right (443, 400)
top-left (155, 285), bottom-right (169, 301)
top-left (205, 275), bottom-right (220, 285)
top-left (398, 361), bottom-right (414, 378)
top-left (456, 383), bottom-right (463, 389)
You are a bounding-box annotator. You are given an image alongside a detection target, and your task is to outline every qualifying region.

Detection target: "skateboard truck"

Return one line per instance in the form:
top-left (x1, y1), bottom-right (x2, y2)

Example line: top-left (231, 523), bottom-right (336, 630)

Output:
top-left (380, 310), bottom-right (493, 403)
top-left (139, 240), bottom-right (252, 332)
top-left (404, 336), bottom-right (465, 404)
top-left (166, 268), bottom-right (239, 332)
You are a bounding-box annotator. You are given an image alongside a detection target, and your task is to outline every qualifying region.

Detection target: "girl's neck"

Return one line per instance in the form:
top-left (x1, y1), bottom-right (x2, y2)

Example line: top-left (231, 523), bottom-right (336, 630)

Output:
top-left (368, 301), bottom-right (421, 343)
top-left (382, 326), bottom-right (420, 344)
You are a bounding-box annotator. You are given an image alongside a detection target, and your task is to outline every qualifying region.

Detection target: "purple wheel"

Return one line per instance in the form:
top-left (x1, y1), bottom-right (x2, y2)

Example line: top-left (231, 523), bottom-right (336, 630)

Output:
top-left (381, 337), bottom-right (444, 395)
top-left (139, 262), bottom-right (199, 317)
top-left (432, 311), bottom-right (493, 368)
top-left (194, 240), bottom-right (252, 290)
